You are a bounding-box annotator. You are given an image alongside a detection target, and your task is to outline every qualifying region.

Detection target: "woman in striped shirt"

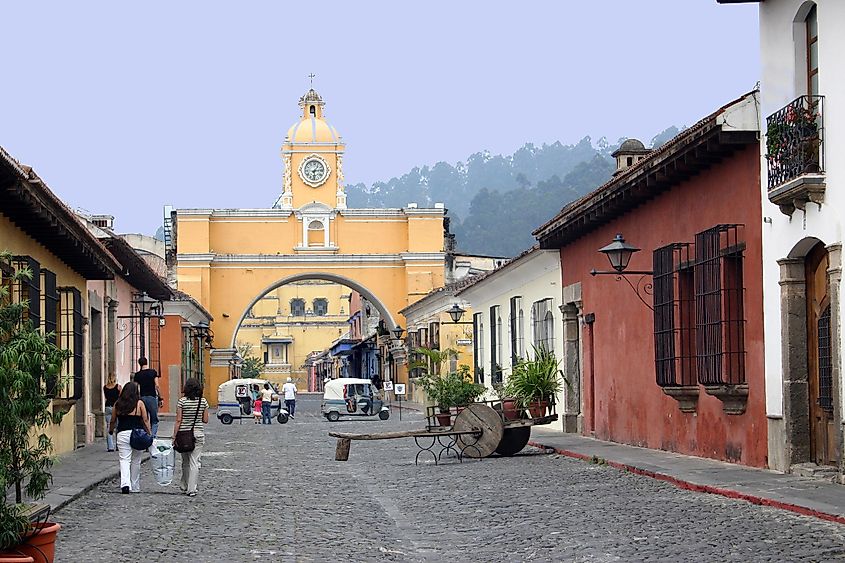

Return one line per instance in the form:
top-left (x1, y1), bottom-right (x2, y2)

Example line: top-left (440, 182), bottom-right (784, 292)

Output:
top-left (172, 378), bottom-right (209, 497)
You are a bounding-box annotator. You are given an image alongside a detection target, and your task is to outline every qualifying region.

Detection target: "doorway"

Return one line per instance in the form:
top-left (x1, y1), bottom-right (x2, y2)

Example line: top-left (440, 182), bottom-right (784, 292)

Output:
top-left (806, 242), bottom-right (834, 465)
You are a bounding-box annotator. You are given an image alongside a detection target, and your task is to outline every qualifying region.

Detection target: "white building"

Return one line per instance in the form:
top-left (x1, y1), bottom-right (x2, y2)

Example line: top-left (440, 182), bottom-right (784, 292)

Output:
top-left (723, 0), bottom-right (844, 478)
top-left (456, 248), bottom-right (572, 432)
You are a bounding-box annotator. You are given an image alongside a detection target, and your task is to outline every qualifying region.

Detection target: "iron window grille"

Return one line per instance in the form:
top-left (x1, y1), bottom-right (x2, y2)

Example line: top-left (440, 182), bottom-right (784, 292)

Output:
top-left (473, 313), bottom-right (484, 384)
top-left (653, 243), bottom-right (697, 387)
top-left (12, 256), bottom-right (41, 329)
top-left (313, 298), bottom-right (328, 316)
top-left (290, 298), bottom-right (305, 316)
top-left (818, 305), bottom-right (833, 413)
top-left (694, 224), bottom-right (746, 386)
top-left (532, 299), bottom-right (555, 353)
top-left (509, 296), bottom-right (523, 366)
top-left (41, 270), bottom-right (59, 346)
top-left (429, 322), bottom-right (440, 374)
top-left (58, 287), bottom-right (84, 401)
top-left (0, 260), bottom-right (13, 306)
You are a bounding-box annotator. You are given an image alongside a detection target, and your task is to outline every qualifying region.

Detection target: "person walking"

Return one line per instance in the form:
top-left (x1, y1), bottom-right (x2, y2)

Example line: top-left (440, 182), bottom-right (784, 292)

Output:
top-left (260, 382), bottom-right (274, 424)
top-left (134, 357), bottom-right (161, 437)
top-left (103, 373), bottom-right (121, 452)
top-left (282, 377), bottom-right (297, 418)
top-left (172, 378), bottom-right (209, 497)
top-left (108, 382), bottom-right (150, 494)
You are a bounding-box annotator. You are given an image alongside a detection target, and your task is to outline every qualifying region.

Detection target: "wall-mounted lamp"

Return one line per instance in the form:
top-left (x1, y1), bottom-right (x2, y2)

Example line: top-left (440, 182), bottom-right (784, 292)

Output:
top-left (590, 234), bottom-right (654, 311)
top-left (391, 325), bottom-right (405, 340)
top-left (448, 303), bottom-right (465, 323)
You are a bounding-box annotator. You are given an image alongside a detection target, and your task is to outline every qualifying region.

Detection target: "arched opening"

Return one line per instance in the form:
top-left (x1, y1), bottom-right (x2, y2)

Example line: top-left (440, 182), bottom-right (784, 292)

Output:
top-left (230, 273), bottom-right (399, 391)
top-left (309, 104), bottom-right (316, 116)
top-left (307, 220), bottom-right (325, 247)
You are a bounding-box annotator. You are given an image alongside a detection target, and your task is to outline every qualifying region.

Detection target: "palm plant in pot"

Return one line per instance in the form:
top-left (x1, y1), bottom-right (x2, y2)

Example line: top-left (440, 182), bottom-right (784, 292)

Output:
top-left (411, 347), bottom-right (484, 426)
top-left (507, 346), bottom-right (565, 419)
top-left (0, 255), bottom-right (70, 561)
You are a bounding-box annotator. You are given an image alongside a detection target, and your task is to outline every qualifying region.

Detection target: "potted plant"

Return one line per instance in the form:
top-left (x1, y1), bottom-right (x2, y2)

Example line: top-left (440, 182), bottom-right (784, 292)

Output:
top-left (493, 382), bottom-right (522, 421)
top-left (411, 348), bottom-right (484, 426)
top-left (0, 254), bottom-right (70, 562)
top-left (452, 365), bottom-right (485, 410)
top-left (508, 346), bottom-right (565, 419)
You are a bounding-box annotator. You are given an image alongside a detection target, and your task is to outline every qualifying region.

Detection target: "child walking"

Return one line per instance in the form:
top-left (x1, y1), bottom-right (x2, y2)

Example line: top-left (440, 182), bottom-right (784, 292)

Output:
top-left (253, 397), bottom-right (262, 424)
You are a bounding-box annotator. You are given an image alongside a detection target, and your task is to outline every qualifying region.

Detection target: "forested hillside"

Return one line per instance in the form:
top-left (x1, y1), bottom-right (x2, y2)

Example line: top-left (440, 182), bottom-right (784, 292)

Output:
top-left (347, 127), bottom-right (679, 257)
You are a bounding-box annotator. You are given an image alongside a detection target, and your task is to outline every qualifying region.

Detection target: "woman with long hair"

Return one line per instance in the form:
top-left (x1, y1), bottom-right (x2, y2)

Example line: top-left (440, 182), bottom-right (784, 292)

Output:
top-left (172, 378), bottom-right (209, 497)
top-left (103, 372), bottom-right (121, 452)
top-left (108, 381), bottom-right (150, 493)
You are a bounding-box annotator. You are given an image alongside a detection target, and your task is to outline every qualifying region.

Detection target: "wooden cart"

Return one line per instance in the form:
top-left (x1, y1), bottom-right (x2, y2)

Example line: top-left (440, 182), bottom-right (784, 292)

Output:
top-left (329, 400), bottom-right (557, 465)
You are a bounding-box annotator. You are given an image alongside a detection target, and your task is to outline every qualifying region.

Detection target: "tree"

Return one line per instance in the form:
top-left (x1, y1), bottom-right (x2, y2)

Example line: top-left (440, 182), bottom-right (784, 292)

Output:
top-left (237, 342), bottom-right (264, 379)
top-left (0, 253), bottom-right (70, 549)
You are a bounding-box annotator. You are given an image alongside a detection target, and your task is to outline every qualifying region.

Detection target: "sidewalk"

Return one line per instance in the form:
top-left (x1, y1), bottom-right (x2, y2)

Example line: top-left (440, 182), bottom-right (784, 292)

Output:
top-left (390, 401), bottom-right (845, 524)
top-left (7, 420), bottom-right (175, 513)
top-left (529, 428), bottom-right (845, 525)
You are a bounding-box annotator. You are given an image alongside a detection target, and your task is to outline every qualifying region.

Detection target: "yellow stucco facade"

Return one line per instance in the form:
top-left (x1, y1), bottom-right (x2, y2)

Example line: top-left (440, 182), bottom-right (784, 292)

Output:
top-left (1, 213), bottom-right (88, 456)
top-left (170, 88), bottom-right (446, 402)
top-left (236, 280), bottom-right (351, 388)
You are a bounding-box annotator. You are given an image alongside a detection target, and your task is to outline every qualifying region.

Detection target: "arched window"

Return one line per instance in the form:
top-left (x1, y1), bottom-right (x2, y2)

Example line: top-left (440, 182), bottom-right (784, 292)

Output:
top-left (307, 220), bottom-right (325, 247)
top-left (806, 4), bottom-right (818, 97)
top-left (309, 105), bottom-right (316, 116)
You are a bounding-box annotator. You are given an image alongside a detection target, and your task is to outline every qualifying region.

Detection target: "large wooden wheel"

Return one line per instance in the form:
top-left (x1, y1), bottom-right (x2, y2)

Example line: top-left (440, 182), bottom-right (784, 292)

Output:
top-left (453, 403), bottom-right (504, 458)
top-left (495, 426), bottom-right (531, 456)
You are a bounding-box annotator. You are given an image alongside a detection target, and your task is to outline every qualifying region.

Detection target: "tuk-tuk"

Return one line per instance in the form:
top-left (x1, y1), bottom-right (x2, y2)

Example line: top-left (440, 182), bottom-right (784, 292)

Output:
top-left (217, 378), bottom-right (289, 424)
top-left (322, 378), bottom-right (389, 422)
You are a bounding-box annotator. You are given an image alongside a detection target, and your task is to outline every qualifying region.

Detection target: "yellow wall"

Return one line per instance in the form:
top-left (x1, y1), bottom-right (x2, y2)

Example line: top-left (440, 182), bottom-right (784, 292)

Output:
top-left (1, 212), bottom-right (88, 456)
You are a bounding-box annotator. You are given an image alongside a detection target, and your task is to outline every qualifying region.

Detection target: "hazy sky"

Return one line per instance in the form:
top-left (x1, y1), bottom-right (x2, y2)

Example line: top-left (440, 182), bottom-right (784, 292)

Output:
top-left (1, 1), bottom-right (759, 235)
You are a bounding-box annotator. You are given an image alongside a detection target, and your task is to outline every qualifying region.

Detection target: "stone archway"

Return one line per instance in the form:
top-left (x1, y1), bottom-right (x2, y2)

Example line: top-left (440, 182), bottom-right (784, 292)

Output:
top-left (230, 271), bottom-right (398, 349)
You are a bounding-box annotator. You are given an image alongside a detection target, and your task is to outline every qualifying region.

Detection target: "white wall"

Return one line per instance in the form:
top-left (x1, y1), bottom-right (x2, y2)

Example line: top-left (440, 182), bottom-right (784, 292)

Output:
top-left (760, 0), bottom-right (845, 416)
top-left (459, 250), bottom-right (566, 430)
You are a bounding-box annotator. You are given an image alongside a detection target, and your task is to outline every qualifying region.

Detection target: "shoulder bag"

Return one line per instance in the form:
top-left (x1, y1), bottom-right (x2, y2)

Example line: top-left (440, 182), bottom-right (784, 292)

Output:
top-left (129, 404), bottom-right (154, 450)
top-left (173, 399), bottom-right (203, 453)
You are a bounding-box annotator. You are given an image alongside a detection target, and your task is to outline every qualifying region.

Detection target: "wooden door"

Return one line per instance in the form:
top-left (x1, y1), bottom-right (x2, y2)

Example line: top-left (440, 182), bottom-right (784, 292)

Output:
top-left (806, 243), bottom-right (834, 465)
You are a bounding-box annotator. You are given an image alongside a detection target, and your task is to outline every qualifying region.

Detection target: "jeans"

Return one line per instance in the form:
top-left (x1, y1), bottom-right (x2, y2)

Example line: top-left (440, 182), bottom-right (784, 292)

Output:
top-left (285, 399), bottom-right (296, 417)
top-left (141, 395), bottom-right (159, 437)
top-left (179, 435), bottom-right (205, 494)
top-left (261, 402), bottom-right (271, 424)
top-left (116, 430), bottom-right (143, 491)
top-left (104, 406), bottom-right (115, 451)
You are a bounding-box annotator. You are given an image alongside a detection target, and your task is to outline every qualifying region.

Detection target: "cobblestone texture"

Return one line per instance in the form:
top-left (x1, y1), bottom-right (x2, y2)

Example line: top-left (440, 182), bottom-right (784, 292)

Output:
top-left (55, 397), bottom-right (845, 562)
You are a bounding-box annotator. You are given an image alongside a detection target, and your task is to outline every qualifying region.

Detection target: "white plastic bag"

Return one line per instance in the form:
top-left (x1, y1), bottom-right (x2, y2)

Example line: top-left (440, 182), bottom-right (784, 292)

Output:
top-left (150, 438), bottom-right (175, 486)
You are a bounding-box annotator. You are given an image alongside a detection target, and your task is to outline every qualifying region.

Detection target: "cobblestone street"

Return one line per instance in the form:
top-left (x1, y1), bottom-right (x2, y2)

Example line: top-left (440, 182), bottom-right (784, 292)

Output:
top-left (55, 397), bottom-right (845, 562)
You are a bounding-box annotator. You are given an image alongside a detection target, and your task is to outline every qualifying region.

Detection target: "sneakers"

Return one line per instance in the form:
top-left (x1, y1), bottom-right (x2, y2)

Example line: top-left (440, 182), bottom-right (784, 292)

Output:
top-left (121, 486), bottom-right (130, 494)
top-left (187, 491), bottom-right (197, 497)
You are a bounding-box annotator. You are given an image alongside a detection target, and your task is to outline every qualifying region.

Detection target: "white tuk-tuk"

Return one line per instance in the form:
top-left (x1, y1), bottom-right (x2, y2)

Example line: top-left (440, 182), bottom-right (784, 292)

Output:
top-left (321, 378), bottom-right (389, 422)
top-left (217, 378), bottom-right (289, 425)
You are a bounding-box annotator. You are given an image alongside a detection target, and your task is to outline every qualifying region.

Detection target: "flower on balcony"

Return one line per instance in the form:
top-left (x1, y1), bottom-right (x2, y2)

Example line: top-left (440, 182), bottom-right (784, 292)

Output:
top-left (766, 103), bottom-right (819, 161)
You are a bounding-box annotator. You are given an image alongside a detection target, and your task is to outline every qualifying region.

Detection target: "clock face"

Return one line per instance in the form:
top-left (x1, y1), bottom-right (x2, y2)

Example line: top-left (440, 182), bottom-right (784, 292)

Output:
top-left (298, 155), bottom-right (330, 187)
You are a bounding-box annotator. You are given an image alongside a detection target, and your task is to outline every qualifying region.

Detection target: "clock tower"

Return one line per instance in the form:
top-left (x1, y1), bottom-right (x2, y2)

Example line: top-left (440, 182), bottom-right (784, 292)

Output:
top-left (278, 88), bottom-right (347, 211)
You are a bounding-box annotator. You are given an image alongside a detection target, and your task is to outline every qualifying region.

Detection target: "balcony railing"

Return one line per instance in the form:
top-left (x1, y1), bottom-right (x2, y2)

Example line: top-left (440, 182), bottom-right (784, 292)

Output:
top-left (766, 95), bottom-right (824, 191)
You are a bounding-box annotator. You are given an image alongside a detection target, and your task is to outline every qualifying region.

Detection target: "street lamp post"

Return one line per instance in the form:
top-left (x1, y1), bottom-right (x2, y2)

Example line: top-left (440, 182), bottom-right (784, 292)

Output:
top-left (589, 233), bottom-right (654, 310)
top-left (131, 292), bottom-right (158, 362)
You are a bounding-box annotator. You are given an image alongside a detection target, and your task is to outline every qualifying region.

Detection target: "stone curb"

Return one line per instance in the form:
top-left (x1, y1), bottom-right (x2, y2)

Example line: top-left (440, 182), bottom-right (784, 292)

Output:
top-left (49, 452), bottom-right (151, 514)
top-left (528, 440), bottom-right (845, 526)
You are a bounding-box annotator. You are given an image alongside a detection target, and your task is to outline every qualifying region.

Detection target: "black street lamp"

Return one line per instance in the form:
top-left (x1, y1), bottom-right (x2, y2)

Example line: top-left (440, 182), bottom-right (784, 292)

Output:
top-left (590, 234), bottom-right (654, 310)
top-left (447, 303), bottom-right (466, 323)
top-left (391, 325), bottom-right (405, 340)
top-left (132, 292), bottom-right (157, 361)
top-left (194, 321), bottom-right (214, 347)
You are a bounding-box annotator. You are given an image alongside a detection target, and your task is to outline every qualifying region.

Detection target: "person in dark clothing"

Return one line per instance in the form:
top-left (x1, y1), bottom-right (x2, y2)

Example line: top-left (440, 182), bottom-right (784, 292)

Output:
top-left (108, 382), bottom-right (150, 493)
top-left (134, 358), bottom-right (161, 437)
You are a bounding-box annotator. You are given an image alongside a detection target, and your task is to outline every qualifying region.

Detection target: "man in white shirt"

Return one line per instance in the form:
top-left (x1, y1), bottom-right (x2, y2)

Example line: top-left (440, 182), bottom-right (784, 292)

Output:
top-left (282, 377), bottom-right (297, 418)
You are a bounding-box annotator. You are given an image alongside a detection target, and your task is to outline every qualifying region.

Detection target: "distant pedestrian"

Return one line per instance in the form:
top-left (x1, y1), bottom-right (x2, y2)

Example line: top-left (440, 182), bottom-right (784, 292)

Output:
top-left (253, 397), bottom-right (263, 424)
top-left (108, 382), bottom-right (151, 494)
top-left (103, 372), bottom-right (122, 452)
top-left (172, 378), bottom-right (209, 497)
top-left (134, 358), bottom-right (161, 437)
top-left (282, 377), bottom-right (297, 418)
top-left (261, 382), bottom-right (275, 424)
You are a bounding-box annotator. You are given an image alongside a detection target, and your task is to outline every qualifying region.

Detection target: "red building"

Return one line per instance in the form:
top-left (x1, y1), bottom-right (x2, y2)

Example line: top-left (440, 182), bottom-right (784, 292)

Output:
top-left (535, 91), bottom-right (767, 467)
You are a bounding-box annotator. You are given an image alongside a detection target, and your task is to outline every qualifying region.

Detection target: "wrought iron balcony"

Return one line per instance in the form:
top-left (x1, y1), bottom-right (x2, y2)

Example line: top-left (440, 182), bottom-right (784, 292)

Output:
top-left (765, 96), bottom-right (825, 212)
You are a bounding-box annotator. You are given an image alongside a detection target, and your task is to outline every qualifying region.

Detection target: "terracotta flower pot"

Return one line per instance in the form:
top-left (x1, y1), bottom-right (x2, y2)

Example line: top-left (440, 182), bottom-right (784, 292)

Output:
top-left (436, 412), bottom-right (452, 427)
top-left (0, 552), bottom-right (34, 563)
top-left (17, 523), bottom-right (60, 563)
top-left (528, 400), bottom-right (549, 419)
top-left (501, 399), bottom-right (522, 421)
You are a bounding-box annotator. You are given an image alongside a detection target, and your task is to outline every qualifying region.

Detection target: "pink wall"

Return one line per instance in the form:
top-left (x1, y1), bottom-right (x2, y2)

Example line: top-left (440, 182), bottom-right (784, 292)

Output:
top-left (560, 144), bottom-right (767, 467)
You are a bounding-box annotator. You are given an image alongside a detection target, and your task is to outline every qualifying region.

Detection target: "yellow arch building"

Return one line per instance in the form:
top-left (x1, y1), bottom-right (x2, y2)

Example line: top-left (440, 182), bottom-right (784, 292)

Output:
top-left (168, 88), bottom-right (446, 402)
